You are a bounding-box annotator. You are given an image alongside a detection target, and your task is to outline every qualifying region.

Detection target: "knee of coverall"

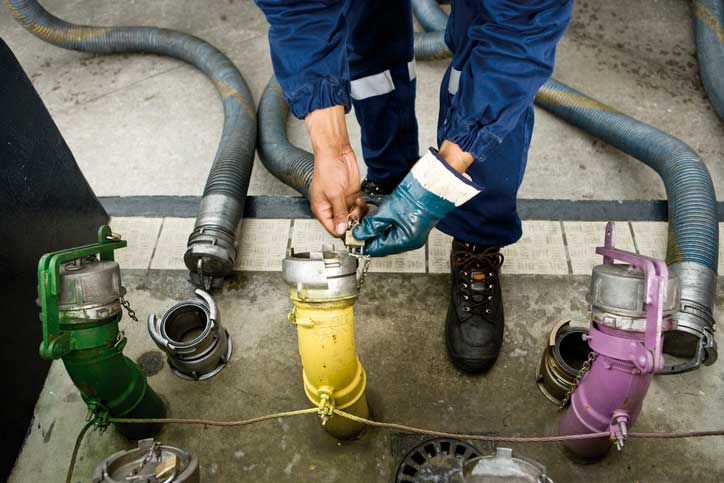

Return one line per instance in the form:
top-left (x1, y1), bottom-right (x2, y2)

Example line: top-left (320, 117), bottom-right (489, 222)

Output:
top-left (345, 0), bottom-right (419, 187)
top-left (436, 106), bottom-right (535, 248)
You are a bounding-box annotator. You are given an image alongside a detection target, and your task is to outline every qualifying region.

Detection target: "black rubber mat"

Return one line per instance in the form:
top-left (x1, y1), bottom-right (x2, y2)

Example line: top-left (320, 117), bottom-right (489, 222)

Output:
top-left (0, 37), bottom-right (108, 481)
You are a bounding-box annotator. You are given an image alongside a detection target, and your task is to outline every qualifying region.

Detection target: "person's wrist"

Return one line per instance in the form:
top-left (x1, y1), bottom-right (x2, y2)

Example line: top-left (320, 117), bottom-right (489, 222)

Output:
top-left (305, 105), bottom-right (351, 158)
top-left (438, 140), bottom-right (474, 174)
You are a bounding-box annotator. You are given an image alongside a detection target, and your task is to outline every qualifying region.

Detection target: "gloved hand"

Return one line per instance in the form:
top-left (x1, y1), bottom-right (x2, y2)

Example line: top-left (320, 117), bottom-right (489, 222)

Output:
top-left (352, 149), bottom-right (482, 256)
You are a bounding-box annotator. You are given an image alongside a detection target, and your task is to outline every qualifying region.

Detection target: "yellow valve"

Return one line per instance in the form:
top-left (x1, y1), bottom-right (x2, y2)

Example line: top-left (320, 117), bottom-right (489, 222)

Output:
top-left (283, 246), bottom-right (369, 439)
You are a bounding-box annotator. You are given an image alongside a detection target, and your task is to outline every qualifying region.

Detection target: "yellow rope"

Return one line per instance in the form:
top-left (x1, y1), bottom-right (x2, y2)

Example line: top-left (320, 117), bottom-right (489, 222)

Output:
top-left (108, 407), bottom-right (319, 427)
top-left (64, 405), bottom-right (724, 481)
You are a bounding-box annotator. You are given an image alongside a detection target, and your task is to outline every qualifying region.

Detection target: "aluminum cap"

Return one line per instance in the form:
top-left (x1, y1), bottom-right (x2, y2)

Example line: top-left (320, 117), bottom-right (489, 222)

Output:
top-left (282, 245), bottom-right (359, 300)
top-left (588, 263), bottom-right (679, 318)
top-left (58, 257), bottom-right (122, 322)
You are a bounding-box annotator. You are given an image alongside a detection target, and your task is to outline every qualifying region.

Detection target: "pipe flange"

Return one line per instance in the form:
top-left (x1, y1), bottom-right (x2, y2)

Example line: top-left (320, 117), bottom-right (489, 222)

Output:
top-left (148, 289), bottom-right (232, 380)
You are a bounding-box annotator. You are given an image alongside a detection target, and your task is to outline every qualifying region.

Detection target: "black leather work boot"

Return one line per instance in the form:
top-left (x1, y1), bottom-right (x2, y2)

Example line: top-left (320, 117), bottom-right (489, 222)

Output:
top-left (445, 239), bottom-right (505, 374)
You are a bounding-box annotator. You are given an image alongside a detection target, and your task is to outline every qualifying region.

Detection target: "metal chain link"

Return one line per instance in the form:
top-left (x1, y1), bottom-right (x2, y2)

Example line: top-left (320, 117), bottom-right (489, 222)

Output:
top-left (559, 351), bottom-right (597, 409)
top-left (120, 296), bottom-right (139, 323)
top-left (356, 255), bottom-right (371, 291)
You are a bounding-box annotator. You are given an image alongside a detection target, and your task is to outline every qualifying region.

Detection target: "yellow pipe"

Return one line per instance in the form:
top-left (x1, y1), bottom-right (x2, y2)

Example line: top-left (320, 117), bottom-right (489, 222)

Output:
top-left (289, 291), bottom-right (369, 439)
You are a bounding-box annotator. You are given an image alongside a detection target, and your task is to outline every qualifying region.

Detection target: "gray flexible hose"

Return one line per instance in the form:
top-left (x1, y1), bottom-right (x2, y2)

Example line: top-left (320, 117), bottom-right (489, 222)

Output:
top-left (410, 0), bottom-right (451, 60)
top-left (413, 30), bottom-right (452, 61)
top-left (694, 0), bottom-right (724, 123)
top-left (257, 77), bottom-right (314, 198)
top-left (5, 0), bottom-right (257, 286)
top-left (411, 0), bottom-right (449, 32)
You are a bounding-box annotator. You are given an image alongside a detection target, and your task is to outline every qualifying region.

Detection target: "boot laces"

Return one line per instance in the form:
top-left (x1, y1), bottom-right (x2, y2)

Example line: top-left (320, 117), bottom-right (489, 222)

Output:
top-left (452, 245), bottom-right (504, 317)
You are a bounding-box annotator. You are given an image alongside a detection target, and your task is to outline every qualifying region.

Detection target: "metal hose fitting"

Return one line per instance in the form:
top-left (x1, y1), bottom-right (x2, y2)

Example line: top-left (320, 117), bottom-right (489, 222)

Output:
top-left (536, 320), bottom-right (592, 405)
top-left (5, 0), bottom-right (257, 288)
top-left (148, 289), bottom-right (232, 381)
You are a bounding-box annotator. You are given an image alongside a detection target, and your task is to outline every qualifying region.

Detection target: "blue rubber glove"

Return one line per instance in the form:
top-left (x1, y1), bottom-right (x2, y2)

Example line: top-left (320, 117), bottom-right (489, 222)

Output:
top-left (352, 149), bottom-right (482, 256)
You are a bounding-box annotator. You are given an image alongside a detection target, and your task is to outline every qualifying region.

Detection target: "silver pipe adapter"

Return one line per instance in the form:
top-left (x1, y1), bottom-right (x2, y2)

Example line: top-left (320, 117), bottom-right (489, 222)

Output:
top-left (148, 289), bottom-right (232, 380)
top-left (660, 262), bottom-right (718, 374)
top-left (92, 438), bottom-right (199, 483)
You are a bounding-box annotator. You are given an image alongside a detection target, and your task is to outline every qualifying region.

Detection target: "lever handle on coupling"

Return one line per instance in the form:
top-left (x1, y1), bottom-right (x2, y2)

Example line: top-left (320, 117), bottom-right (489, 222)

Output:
top-left (596, 222), bottom-right (668, 373)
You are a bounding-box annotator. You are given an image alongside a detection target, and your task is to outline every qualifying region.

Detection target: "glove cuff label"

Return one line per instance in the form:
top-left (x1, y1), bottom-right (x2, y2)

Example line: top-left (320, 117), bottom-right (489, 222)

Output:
top-left (410, 149), bottom-right (482, 207)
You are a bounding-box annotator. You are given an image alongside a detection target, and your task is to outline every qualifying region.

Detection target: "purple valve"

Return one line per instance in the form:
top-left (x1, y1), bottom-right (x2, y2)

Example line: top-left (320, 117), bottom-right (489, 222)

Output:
top-left (559, 222), bottom-right (679, 458)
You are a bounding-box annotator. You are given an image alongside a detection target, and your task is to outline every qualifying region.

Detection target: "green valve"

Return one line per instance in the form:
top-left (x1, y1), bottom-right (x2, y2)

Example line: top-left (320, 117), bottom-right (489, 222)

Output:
top-left (37, 225), bottom-right (166, 439)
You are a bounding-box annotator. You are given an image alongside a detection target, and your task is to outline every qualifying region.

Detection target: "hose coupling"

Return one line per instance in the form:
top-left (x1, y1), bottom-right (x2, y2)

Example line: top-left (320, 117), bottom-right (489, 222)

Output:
top-left (661, 262), bottom-right (719, 373)
top-left (148, 289), bottom-right (232, 381)
top-left (536, 320), bottom-right (592, 405)
top-left (185, 225), bottom-right (237, 290)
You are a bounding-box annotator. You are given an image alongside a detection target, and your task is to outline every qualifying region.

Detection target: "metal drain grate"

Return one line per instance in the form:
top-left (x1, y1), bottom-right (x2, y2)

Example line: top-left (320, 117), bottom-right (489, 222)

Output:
top-left (396, 438), bottom-right (481, 483)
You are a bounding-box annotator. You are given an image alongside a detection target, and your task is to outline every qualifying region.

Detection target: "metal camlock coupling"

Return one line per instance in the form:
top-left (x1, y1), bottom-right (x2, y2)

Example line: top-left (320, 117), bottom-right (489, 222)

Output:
top-left (37, 226), bottom-right (166, 438)
top-left (282, 245), bottom-right (370, 439)
top-left (148, 289), bottom-right (232, 381)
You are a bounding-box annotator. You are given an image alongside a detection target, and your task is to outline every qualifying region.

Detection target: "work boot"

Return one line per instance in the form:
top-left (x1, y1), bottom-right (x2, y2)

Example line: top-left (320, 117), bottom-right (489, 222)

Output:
top-left (445, 239), bottom-right (505, 374)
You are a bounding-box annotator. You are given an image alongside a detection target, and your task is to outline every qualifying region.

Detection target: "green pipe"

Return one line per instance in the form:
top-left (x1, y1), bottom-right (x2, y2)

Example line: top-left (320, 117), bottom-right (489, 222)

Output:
top-left (38, 226), bottom-right (165, 438)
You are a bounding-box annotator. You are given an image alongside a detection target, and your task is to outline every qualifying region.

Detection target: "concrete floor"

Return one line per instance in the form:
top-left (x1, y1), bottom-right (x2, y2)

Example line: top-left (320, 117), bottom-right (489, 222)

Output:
top-left (3, 0), bottom-right (724, 481)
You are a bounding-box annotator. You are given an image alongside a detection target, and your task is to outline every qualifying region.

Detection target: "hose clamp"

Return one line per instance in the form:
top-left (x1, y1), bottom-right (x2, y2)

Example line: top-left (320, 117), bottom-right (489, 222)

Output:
top-left (148, 289), bottom-right (232, 380)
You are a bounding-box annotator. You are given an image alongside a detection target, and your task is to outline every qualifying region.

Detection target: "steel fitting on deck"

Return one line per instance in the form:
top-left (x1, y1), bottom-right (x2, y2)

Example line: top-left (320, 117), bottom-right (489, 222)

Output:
top-left (282, 245), bottom-right (369, 439)
top-left (148, 289), bottom-right (232, 381)
top-left (92, 438), bottom-right (199, 483)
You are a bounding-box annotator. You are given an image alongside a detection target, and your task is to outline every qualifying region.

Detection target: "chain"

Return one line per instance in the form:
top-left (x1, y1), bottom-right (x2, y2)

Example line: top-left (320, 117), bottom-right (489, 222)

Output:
top-left (120, 296), bottom-right (139, 323)
top-left (356, 254), bottom-right (371, 291)
top-left (559, 351), bottom-right (597, 409)
top-left (345, 218), bottom-right (371, 292)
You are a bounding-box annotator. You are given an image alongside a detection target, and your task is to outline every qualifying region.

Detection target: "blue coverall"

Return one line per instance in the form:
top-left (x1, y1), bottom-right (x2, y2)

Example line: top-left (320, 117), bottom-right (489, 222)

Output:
top-left (256, 0), bottom-right (572, 247)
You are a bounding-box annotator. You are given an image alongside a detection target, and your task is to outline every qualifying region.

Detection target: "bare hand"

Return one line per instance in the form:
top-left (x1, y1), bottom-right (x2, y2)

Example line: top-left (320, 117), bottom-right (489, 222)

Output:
top-left (305, 106), bottom-right (367, 236)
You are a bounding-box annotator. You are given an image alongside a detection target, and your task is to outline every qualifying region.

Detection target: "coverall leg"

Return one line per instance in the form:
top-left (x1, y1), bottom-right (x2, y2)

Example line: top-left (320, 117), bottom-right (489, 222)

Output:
top-left (344, 0), bottom-right (420, 190)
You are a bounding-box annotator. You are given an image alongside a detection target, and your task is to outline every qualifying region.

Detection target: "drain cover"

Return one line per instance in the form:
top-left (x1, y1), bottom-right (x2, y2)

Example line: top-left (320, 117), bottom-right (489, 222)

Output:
top-left (396, 438), bottom-right (481, 483)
